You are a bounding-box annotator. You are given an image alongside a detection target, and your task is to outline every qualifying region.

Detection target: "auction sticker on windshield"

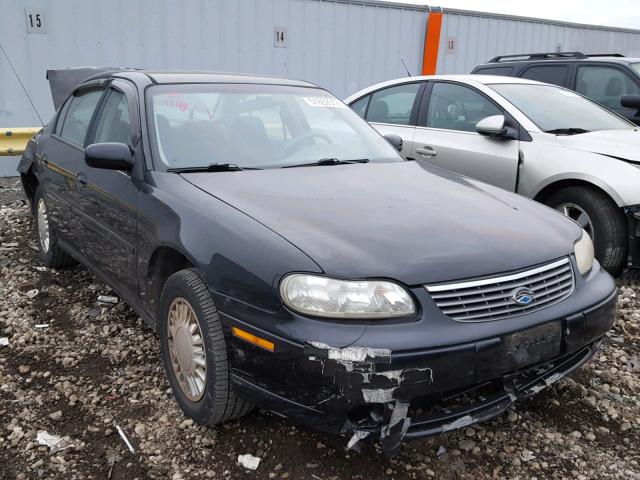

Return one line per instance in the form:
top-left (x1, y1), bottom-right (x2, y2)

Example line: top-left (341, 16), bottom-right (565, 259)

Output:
top-left (303, 97), bottom-right (347, 108)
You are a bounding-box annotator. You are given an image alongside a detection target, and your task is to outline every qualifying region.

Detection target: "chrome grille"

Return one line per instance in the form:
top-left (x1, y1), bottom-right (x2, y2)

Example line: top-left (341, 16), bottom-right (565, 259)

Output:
top-left (425, 258), bottom-right (574, 322)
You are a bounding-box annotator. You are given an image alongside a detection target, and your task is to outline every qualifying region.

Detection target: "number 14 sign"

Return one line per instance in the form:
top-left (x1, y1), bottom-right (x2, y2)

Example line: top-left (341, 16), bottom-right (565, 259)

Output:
top-left (25, 9), bottom-right (47, 34)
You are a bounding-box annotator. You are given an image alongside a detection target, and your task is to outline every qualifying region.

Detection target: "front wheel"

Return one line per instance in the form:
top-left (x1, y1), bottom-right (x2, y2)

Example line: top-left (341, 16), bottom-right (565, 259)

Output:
top-left (158, 268), bottom-right (252, 425)
top-left (545, 186), bottom-right (627, 275)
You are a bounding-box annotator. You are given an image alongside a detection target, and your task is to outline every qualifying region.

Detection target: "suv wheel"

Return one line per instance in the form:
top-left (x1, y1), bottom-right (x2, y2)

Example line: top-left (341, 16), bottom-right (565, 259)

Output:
top-left (34, 187), bottom-right (77, 268)
top-left (159, 268), bottom-right (252, 425)
top-left (546, 186), bottom-right (627, 275)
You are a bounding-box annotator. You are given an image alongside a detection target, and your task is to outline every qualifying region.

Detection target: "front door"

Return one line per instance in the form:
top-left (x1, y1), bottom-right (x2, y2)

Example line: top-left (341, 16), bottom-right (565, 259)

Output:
top-left (75, 83), bottom-right (141, 299)
top-left (413, 81), bottom-right (520, 192)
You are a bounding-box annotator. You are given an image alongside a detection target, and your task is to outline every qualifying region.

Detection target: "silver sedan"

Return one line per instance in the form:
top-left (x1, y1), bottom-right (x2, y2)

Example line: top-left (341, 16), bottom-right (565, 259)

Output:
top-left (345, 75), bottom-right (640, 275)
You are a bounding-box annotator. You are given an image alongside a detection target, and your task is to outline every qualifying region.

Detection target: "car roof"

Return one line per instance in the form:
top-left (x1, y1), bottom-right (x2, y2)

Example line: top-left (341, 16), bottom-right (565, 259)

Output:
top-left (343, 75), bottom-right (543, 102)
top-left (476, 56), bottom-right (640, 68)
top-left (77, 68), bottom-right (319, 88)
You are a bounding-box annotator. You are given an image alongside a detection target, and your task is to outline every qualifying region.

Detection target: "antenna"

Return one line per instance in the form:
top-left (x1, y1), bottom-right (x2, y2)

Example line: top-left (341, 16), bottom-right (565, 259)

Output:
top-left (400, 58), bottom-right (412, 77)
top-left (0, 43), bottom-right (44, 126)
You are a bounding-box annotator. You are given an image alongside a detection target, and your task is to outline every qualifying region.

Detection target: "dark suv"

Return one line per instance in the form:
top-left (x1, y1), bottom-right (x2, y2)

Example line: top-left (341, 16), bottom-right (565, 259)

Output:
top-left (472, 52), bottom-right (640, 124)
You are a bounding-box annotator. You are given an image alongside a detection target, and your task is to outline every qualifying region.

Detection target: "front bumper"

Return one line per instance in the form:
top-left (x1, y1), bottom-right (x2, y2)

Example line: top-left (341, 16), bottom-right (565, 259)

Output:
top-left (221, 280), bottom-right (617, 455)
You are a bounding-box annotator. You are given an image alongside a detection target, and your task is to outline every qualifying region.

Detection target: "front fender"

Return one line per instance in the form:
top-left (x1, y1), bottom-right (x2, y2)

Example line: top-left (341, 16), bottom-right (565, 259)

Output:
top-left (518, 140), bottom-right (640, 207)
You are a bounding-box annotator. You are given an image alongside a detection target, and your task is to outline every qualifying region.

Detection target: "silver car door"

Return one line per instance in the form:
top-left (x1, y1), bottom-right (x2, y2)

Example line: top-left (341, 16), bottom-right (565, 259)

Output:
top-left (413, 81), bottom-right (520, 191)
top-left (354, 81), bottom-right (424, 158)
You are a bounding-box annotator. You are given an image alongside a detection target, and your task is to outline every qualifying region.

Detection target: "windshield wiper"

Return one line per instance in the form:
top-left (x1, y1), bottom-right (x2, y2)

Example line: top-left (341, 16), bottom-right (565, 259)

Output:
top-left (167, 163), bottom-right (259, 173)
top-left (282, 158), bottom-right (370, 168)
top-left (545, 128), bottom-right (590, 135)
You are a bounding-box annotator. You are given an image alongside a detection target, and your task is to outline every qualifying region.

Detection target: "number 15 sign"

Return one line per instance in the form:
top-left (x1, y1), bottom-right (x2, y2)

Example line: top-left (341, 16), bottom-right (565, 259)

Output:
top-left (25, 9), bottom-right (47, 34)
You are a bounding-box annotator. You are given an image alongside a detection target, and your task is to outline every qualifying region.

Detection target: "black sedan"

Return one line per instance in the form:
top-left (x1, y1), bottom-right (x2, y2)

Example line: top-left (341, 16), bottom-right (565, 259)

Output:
top-left (19, 68), bottom-right (616, 455)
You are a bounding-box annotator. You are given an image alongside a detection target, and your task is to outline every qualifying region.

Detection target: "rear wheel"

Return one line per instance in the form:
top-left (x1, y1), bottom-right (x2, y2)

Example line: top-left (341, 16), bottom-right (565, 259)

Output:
top-left (159, 268), bottom-right (252, 425)
top-left (545, 186), bottom-right (627, 275)
top-left (33, 187), bottom-right (77, 268)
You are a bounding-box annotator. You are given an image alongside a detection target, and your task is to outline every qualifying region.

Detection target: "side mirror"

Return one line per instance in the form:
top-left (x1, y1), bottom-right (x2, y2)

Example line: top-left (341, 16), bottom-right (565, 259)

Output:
top-left (383, 133), bottom-right (403, 152)
top-left (85, 143), bottom-right (134, 171)
top-left (621, 94), bottom-right (640, 109)
top-left (476, 115), bottom-right (507, 137)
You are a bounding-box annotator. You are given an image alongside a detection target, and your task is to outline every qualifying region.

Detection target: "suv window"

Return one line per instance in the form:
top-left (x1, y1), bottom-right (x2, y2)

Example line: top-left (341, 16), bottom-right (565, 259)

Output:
top-left (576, 66), bottom-right (640, 109)
top-left (366, 83), bottom-right (420, 125)
top-left (474, 66), bottom-right (514, 76)
top-left (424, 82), bottom-right (502, 132)
top-left (59, 89), bottom-right (104, 145)
top-left (520, 65), bottom-right (568, 86)
top-left (93, 90), bottom-right (132, 144)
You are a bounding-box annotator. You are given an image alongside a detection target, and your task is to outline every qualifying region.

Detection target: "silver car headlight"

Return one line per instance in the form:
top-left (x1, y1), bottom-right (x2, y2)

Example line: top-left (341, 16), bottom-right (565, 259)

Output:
top-left (574, 230), bottom-right (594, 275)
top-left (279, 274), bottom-right (416, 318)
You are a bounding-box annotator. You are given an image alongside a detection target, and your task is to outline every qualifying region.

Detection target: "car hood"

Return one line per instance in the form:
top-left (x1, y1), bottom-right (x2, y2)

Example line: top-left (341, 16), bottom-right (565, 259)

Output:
top-left (556, 129), bottom-right (640, 162)
top-left (182, 161), bottom-right (581, 285)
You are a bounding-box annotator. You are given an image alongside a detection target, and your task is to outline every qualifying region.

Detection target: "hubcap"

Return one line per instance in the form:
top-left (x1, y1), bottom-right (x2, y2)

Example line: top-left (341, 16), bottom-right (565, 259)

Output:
top-left (556, 203), bottom-right (594, 239)
top-left (37, 198), bottom-right (50, 254)
top-left (167, 298), bottom-right (207, 401)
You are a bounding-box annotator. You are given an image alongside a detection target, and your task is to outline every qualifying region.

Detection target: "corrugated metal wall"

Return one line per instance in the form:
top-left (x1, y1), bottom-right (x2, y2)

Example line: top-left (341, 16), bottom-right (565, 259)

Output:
top-left (2, 0), bottom-right (640, 176)
top-left (437, 10), bottom-right (640, 74)
top-left (0, 0), bottom-right (428, 175)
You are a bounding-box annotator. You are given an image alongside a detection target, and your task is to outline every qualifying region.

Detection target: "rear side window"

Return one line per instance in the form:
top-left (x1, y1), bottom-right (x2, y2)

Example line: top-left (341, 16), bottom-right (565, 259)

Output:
top-left (520, 65), bottom-right (569, 86)
top-left (576, 66), bottom-right (640, 108)
top-left (350, 95), bottom-right (370, 119)
top-left (366, 83), bottom-right (420, 125)
top-left (473, 66), bottom-right (515, 76)
top-left (93, 90), bottom-right (132, 144)
top-left (60, 89), bottom-right (104, 145)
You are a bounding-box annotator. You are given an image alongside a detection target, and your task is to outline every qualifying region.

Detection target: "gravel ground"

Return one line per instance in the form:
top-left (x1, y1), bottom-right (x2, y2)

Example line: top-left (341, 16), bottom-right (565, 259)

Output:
top-left (1, 176), bottom-right (640, 480)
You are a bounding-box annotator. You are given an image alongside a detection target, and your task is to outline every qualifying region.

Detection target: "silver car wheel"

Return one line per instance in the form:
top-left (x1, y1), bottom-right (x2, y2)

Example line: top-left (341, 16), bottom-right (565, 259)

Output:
top-left (167, 297), bottom-right (207, 401)
top-left (556, 202), bottom-right (594, 238)
top-left (37, 198), bottom-right (50, 254)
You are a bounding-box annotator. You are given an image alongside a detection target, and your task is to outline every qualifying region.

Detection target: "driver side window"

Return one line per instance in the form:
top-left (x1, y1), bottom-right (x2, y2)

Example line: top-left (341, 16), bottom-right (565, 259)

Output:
top-left (59, 88), bottom-right (104, 146)
top-left (424, 83), bottom-right (501, 133)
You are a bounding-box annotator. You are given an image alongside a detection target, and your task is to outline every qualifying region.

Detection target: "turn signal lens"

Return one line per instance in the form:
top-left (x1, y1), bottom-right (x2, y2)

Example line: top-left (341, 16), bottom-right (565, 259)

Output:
top-left (232, 327), bottom-right (275, 352)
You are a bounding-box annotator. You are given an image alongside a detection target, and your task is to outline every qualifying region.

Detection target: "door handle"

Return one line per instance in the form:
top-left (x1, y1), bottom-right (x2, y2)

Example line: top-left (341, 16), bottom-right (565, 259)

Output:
top-left (75, 174), bottom-right (88, 189)
top-left (416, 146), bottom-right (437, 157)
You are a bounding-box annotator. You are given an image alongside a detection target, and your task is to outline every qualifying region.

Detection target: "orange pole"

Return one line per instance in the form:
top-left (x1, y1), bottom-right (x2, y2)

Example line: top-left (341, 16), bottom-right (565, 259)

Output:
top-left (421, 11), bottom-right (443, 75)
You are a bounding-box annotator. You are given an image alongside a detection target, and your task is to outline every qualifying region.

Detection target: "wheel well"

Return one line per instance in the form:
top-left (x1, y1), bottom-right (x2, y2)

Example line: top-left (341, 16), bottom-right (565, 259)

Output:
top-left (147, 247), bottom-right (194, 317)
top-left (20, 168), bottom-right (38, 208)
top-left (533, 179), bottom-right (617, 206)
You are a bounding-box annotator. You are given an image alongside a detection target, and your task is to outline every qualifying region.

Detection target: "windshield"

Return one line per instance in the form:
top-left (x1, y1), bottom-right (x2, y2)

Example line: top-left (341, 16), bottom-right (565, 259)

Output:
top-left (490, 83), bottom-right (634, 133)
top-left (146, 84), bottom-right (402, 170)
top-left (632, 63), bottom-right (640, 76)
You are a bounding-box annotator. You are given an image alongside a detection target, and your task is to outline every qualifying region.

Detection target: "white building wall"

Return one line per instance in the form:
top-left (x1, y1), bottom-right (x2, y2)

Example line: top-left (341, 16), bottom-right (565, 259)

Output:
top-left (1, 0), bottom-right (640, 175)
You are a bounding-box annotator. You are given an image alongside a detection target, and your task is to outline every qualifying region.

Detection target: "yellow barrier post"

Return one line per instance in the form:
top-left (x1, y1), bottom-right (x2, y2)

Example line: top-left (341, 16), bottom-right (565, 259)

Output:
top-left (0, 128), bottom-right (41, 156)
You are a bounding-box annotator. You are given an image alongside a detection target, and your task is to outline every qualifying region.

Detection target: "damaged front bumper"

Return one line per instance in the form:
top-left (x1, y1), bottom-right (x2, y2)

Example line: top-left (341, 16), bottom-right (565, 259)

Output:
top-left (221, 282), bottom-right (616, 456)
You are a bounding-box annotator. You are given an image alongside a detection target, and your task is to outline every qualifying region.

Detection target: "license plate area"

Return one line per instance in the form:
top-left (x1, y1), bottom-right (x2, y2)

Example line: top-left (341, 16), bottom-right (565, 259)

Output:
top-left (502, 321), bottom-right (562, 369)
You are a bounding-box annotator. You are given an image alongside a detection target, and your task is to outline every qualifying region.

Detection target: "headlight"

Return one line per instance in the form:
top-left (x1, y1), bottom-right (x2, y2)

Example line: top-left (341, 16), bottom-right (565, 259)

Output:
top-left (279, 274), bottom-right (416, 319)
top-left (574, 229), bottom-right (594, 275)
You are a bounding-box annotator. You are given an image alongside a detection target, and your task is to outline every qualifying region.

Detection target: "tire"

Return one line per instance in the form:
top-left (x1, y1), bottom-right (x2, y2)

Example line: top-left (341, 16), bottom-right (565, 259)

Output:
top-left (158, 268), bottom-right (252, 425)
top-left (33, 187), bottom-right (77, 268)
top-left (545, 186), bottom-right (627, 275)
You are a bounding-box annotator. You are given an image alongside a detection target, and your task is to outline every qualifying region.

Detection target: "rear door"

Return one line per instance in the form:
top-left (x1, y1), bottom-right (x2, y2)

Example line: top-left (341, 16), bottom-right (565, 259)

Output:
top-left (40, 86), bottom-right (105, 249)
top-left (412, 81), bottom-right (520, 191)
top-left (75, 81), bottom-right (141, 299)
top-left (572, 64), bottom-right (640, 124)
top-left (349, 82), bottom-right (424, 158)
